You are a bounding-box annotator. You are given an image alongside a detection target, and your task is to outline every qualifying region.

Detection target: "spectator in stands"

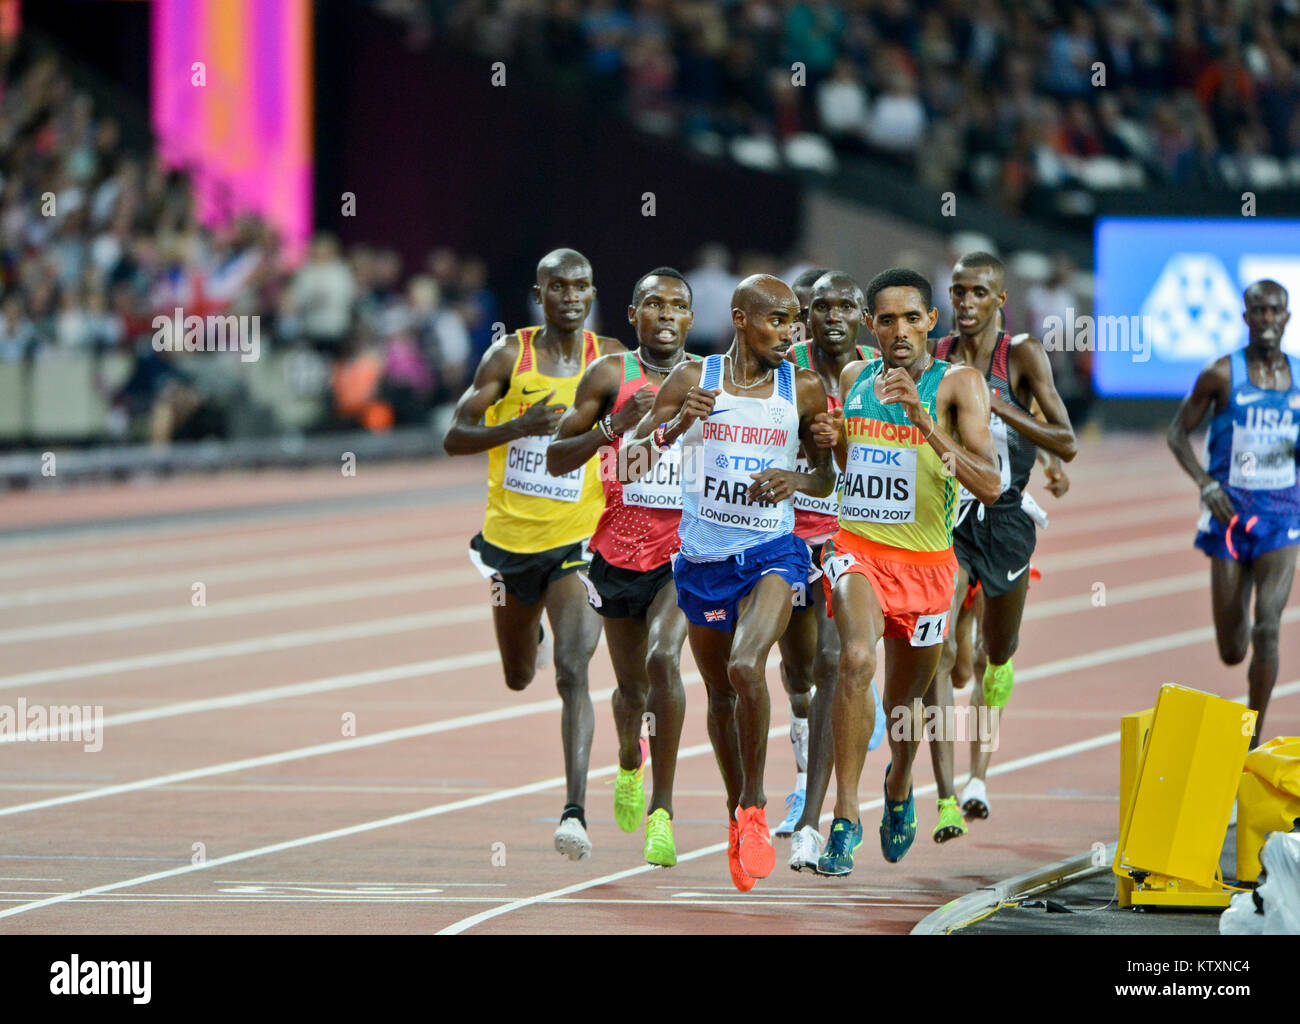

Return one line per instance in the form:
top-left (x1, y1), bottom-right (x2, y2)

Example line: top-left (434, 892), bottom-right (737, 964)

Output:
top-left (684, 242), bottom-right (734, 352)
top-left (284, 232), bottom-right (357, 355)
top-left (816, 58), bottom-right (869, 152)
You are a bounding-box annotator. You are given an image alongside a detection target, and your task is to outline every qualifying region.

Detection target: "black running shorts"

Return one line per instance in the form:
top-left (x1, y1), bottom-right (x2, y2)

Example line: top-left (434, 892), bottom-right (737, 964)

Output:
top-left (468, 532), bottom-right (590, 606)
top-left (582, 551), bottom-right (674, 620)
top-left (951, 502), bottom-right (1037, 599)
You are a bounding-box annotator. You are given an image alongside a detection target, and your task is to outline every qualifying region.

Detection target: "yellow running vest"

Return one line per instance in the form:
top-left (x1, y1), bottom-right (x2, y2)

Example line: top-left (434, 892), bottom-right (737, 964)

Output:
top-left (481, 327), bottom-right (606, 553)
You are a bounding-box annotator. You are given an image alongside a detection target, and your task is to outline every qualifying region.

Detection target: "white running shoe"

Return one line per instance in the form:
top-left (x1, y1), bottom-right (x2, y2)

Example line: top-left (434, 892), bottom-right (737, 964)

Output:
top-left (789, 825), bottom-right (824, 872)
top-left (554, 817), bottom-right (591, 861)
top-left (536, 623), bottom-right (553, 672)
top-left (960, 777), bottom-right (990, 820)
top-left (790, 716), bottom-right (810, 773)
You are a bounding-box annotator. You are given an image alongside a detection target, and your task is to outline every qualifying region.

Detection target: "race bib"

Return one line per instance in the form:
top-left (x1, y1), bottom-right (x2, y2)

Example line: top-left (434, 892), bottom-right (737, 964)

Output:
top-left (841, 443), bottom-right (917, 523)
top-left (620, 430), bottom-right (683, 510)
top-left (1229, 421), bottom-right (1299, 490)
top-left (910, 611), bottom-right (949, 647)
top-left (792, 455), bottom-right (842, 516)
top-left (959, 411), bottom-right (1010, 505)
top-left (697, 445), bottom-right (785, 533)
top-left (503, 433), bottom-right (585, 502)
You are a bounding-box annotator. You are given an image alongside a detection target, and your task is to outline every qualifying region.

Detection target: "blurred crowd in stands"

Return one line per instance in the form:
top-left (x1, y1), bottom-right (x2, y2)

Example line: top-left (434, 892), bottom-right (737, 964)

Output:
top-left (0, 42), bottom-right (501, 443)
top-left (444, 0), bottom-right (1300, 212)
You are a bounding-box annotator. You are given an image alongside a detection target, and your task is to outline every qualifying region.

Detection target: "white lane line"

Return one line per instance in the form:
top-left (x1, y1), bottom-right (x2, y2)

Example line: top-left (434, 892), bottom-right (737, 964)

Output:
top-left (0, 538), bottom-right (458, 610)
top-left (10, 586), bottom-right (1296, 748)
top-left (1034, 531), bottom-right (1190, 572)
top-left (0, 517), bottom-right (445, 584)
top-left (0, 571), bottom-right (477, 651)
top-left (4, 677), bottom-right (1294, 924)
top-left (437, 678), bottom-right (1300, 934)
top-left (0, 601), bottom-right (485, 692)
top-left (1045, 497), bottom-right (1194, 538)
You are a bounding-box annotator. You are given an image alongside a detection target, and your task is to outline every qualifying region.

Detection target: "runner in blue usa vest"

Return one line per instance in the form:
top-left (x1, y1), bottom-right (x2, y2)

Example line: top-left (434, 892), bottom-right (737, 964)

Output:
top-left (1168, 280), bottom-right (1299, 746)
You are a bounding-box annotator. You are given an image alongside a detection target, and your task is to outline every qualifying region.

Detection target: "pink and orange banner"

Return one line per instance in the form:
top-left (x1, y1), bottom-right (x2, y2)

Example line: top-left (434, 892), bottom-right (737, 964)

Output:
top-left (151, 0), bottom-right (312, 257)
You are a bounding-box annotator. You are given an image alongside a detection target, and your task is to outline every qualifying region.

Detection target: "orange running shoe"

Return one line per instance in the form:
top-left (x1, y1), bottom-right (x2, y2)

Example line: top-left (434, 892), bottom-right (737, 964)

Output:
top-left (727, 818), bottom-right (756, 892)
top-left (737, 805), bottom-right (776, 879)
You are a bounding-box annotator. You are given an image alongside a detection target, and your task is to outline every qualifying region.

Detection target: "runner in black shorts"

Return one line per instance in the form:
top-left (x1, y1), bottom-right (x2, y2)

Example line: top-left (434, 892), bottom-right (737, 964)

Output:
top-left (548, 268), bottom-right (698, 866)
top-left (928, 252), bottom-right (1077, 828)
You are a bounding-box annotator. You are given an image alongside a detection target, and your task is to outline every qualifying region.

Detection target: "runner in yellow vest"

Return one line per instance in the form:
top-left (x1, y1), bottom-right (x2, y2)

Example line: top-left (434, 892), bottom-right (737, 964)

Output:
top-left (443, 248), bottom-right (624, 861)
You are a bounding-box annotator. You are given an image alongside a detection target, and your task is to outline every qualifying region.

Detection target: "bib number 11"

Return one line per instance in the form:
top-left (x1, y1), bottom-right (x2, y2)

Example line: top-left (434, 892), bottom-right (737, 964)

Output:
top-left (910, 611), bottom-right (949, 647)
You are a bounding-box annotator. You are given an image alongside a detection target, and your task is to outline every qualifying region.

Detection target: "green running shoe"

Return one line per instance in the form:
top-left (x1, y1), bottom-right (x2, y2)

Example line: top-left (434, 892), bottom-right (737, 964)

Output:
top-left (644, 808), bottom-right (676, 867)
top-left (982, 659), bottom-right (1014, 710)
top-left (613, 738), bottom-right (648, 833)
top-left (932, 796), bottom-right (967, 843)
top-left (816, 818), bottom-right (863, 876)
top-left (880, 763), bottom-right (917, 863)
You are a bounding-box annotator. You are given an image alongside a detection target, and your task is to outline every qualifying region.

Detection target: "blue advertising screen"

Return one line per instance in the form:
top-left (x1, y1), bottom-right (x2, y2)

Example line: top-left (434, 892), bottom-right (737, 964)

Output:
top-left (1093, 218), bottom-right (1300, 397)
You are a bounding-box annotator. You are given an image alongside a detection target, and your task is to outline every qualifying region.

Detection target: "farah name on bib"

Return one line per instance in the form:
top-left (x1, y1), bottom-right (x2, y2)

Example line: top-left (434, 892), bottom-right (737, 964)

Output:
top-left (841, 443), bottom-right (917, 523)
top-left (620, 430), bottom-right (683, 509)
top-left (698, 449), bottom-right (784, 532)
top-left (503, 433), bottom-right (585, 501)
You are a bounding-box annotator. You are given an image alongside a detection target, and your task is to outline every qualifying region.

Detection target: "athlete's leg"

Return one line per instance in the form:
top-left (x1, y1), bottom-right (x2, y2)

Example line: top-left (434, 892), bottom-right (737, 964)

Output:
top-left (644, 580), bottom-right (689, 816)
top-left (829, 573), bottom-right (884, 823)
top-left (1246, 543), bottom-right (1299, 746)
top-left (729, 573), bottom-right (796, 809)
top-left (882, 636), bottom-right (946, 802)
top-left (544, 573), bottom-right (602, 809)
top-left (604, 615), bottom-right (650, 772)
top-left (795, 583), bottom-right (841, 830)
top-left (778, 606), bottom-right (817, 720)
top-left (1210, 555), bottom-right (1254, 667)
top-left (953, 592), bottom-right (977, 689)
top-left (689, 623), bottom-right (742, 817)
top-left (927, 565), bottom-right (969, 801)
top-left (969, 573), bottom-right (1029, 781)
top-left (491, 588), bottom-right (548, 692)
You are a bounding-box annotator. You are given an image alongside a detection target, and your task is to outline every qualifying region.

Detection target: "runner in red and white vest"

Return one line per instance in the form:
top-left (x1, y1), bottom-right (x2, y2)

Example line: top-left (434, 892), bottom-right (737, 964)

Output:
top-left (775, 271), bottom-right (887, 871)
top-left (549, 267), bottom-right (701, 868)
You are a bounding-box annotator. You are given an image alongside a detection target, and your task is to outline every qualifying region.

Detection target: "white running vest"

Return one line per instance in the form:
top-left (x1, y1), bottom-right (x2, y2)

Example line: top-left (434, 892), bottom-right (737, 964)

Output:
top-left (678, 355), bottom-right (801, 561)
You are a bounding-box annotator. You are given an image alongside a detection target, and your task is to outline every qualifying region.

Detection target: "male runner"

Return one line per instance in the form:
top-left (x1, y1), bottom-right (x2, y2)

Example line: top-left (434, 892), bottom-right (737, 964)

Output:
top-left (628, 275), bottom-right (836, 891)
top-left (443, 248), bottom-right (623, 860)
top-left (1168, 279), bottom-right (1298, 746)
top-left (547, 268), bottom-right (698, 866)
top-left (776, 271), bottom-right (887, 871)
top-left (815, 267), bottom-right (1001, 876)
top-left (927, 252), bottom-right (1077, 828)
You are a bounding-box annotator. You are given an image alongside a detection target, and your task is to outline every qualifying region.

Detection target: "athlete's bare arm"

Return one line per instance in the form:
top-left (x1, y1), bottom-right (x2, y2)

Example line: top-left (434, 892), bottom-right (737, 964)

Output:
top-left (443, 338), bottom-right (563, 455)
top-left (928, 364), bottom-right (1001, 505)
top-left (547, 355), bottom-right (652, 475)
top-left (623, 359), bottom-right (709, 483)
top-left (1030, 397), bottom-right (1070, 497)
top-left (1167, 355), bottom-right (1235, 523)
top-left (987, 334), bottom-right (1078, 461)
top-left (825, 358), bottom-right (870, 471)
top-left (747, 367), bottom-right (835, 504)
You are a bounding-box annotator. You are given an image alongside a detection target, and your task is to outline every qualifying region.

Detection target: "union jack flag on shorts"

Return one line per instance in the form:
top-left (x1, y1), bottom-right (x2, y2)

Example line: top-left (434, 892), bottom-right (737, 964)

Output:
top-left (704, 608), bottom-right (727, 623)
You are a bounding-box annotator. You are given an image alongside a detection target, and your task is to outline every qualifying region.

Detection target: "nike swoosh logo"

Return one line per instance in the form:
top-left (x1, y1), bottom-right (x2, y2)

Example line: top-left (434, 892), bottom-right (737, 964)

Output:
top-left (561, 559), bottom-right (589, 570)
top-left (707, 408), bottom-right (734, 417)
top-left (522, 387), bottom-right (548, 395)
top-left (1006, 564), bottom-right (1030, 581)
top-left (1237, 393), bottom-right (1265, 405)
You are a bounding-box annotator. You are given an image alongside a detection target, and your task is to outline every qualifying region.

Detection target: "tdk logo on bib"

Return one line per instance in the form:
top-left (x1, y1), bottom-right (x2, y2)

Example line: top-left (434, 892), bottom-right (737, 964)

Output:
top-left (859, 448), bottom-right (902, 466)
top-left (717, 454), bottom-right (774, 472)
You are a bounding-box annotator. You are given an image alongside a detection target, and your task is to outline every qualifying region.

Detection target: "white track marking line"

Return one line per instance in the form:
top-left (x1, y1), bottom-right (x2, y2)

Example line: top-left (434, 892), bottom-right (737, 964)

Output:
top-left (1, 663), bottom-right (1294, 925)
top-left (0, 537), bottom-right (464, 610)
top-left (0, 571), bottom-right (476, 649)
top-left (1033, 531), bottom-right (1190, 572)
top-left (8, 590), bottom-right (1296, 748)
top-left (0, 516), bottom-right (447, 584)
top-left (437, 679), bottom-right (1300, 934)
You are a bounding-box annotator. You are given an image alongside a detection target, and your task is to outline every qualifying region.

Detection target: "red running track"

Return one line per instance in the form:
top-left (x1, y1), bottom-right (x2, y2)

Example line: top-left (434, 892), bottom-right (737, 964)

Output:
top-left (0, 435), bottom-right (1295, 934)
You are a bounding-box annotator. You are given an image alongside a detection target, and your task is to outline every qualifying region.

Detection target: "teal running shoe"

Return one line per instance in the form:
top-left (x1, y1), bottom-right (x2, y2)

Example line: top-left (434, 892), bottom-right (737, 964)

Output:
top-left (879, 763), bottom-right (917, 863)
top-left (816, 817), bottom-right (863, 877)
